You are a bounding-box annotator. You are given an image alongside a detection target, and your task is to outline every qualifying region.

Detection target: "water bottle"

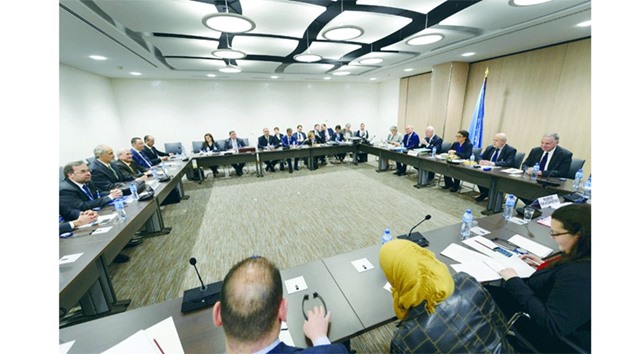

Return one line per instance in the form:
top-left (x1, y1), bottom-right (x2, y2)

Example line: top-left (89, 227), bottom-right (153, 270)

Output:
top-left (129, 181), bottom-right (139, 200)
top-left (381, 228), bottom-right (392, 244)
top-left (503, 194), bottom-right (516, 220)
top-left (460, 209), bottom-right (473, 240)
top-left (432, 146), bottom-right (437, 158)
top-left (162, 162), bottom-right (169, 175)
top-left (469, 154), bottom-right (475, 166)
top-left (582, 176), bottom-right (591, 199)
top-left (181, 144), bottom-right (187, 158)
top-left (151, 166), bottom-right (158, 178)
top-left (572, 168), bottom-right (583, 191)
top-left (114, 199), bottom-right (127, 223)
top-left (531, 163), bottom-right (540, 180)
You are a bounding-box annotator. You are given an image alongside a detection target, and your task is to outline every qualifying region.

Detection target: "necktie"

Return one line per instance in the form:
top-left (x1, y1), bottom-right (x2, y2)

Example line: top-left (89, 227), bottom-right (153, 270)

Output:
top-left (491, 149), bottom-right (499, 162)
top-left (138, 151), bottom-right (152, 167)
top-left (539, 152), bottom-right (548, 171)
top-left (128, 162), bottom-right (136, 174)
top-left (82, 185), bottom-right (94, 200)
top-left (107, 164), bottom-right (119, 179)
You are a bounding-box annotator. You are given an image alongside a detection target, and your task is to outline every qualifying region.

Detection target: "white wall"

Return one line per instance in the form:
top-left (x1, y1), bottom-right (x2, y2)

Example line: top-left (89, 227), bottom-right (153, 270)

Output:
top-left (60, 65), bottom-right (401, 163)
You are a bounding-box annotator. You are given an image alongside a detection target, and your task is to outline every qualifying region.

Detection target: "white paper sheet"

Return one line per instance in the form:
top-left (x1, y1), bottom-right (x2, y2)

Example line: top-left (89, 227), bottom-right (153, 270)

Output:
top-left (285, 276), bottom-right (308, 294)
top-left (451, 262), bottom-right (501, 282)
top-left (470, 226), bottom-right (490, 236)
top-left (59, 340), bottom-right (75, 354)
top-left (461, 237), bottom-right (535, 278)
top-left (102, 330), bottom-right (159, 354)
top-left (59, 253), bottom-right (83, 265)
top-left (508, 234), bottom-right (554, 258)
top-left (145, 317), bottom-right (184, 354)
top-left (440, 243), bottom-right (492, 264)
top-left (279, 321), bottom-right (295, 347)
top-left (351, 258), bottom-right (374, 272)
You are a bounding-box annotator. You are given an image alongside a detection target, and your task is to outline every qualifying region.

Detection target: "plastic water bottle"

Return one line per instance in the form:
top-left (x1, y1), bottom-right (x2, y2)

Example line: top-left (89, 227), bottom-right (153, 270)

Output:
top-left (151, 167), bottom-right (158, 178)
top-left (114, 199), bottom-right (127, 223)
top-left (129, 181), bottom-right (139, 200)
top-left (582, 176), bottom-right (591, 199)
top-left (469, 154), bottom-right (475, 166)
top-left (460, 209), bottom-right (473, 240)
top-left (381, 228), bottom-right (392, 244)
top-left (531, 163), bottom-right (540, 180)
top-left (162, 162), bottom-right (169, 175)
top-left (432, 146), bottom-right (437, 158)
top-left (181, 145), bottom-right (187, 158)
top-left (503, 194), bottom-right (516, 220)
top-left (572, 168), bottom-right (583, 191)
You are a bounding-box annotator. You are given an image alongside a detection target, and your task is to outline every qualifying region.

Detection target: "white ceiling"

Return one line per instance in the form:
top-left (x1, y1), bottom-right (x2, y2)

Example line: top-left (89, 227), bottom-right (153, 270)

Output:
top-left (59, 0), bottom-right (591, 82)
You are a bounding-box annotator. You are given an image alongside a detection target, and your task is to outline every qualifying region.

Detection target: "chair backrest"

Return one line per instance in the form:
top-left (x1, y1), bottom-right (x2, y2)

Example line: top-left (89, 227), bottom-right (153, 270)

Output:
top-left (215, 139), bottom-right (227, 150)
top-left (472, 147), bottom-right (482, 161)
top-left (85, 156), bottom-right (96, 166)
top-left (164, 142), bottom-right (184, 155)
top-left (59, 166), bottom-right (65, 182)
top-left (440, 142), bottom-right (451, 154)
top-left (192, 141), bottom-right (203, 154)
top-left (241, 138), bottom-right (250, 147)
top-left (567, 158), bottom-right (586, 178)
top-left (513, 152), bottom-right (525, 169)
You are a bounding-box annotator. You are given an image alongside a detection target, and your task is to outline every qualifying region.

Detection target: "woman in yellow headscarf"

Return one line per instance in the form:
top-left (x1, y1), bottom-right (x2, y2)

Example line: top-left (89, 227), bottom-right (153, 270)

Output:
top-left (380, 239), bottom-right (513, 353)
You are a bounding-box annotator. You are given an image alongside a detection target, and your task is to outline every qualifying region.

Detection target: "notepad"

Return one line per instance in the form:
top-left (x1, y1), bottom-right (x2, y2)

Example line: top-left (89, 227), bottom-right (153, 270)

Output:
top-left (508, 234), bottom-right (553, 258)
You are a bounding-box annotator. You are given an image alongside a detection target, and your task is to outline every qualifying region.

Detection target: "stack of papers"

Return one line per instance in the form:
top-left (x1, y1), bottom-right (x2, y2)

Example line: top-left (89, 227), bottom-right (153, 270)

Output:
top-left (101, 317), bottom-right (184, 354)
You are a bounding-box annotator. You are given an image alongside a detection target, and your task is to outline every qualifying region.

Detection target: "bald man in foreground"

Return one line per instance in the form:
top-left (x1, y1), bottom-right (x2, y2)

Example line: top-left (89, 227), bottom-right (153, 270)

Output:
top-left (213, 257), bottom-right (349, 353)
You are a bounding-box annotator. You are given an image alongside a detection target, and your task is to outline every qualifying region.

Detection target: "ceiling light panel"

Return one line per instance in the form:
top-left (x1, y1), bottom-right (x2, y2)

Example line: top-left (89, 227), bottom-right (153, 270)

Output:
top-left (332, 65), bottom-right (374, 76)
top-left (382, 28), bottom-right (473, 52)
top-left (94, 0), bottom-right (220, 37)
top-left (166, 58), bottom-right (226, 71)
top-left (351, 52), bottom-right (415, 66)
top-left (305, 42), bottom-right (362, 60)
top-left (320, 11), bottom-right (412, 44)
top-left (357, 0), bottom-right (446, 14)
top-left (233, 36), bottom-right (299, 56)
top-left (284, 63), bottom-right (336, 74)
top-left (148, 37), bottom-right (219, 57)
top-left (235, 60), bottom-right (281, 73)
top-left (240, 0), bottom-right (326, 38)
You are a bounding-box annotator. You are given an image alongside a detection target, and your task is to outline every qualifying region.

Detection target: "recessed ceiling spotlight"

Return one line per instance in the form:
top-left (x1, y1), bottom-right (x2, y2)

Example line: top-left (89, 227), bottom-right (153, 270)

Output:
top-left (212, 48), bottom-right (246, 59)
top-left (271, 75), bottom-right (279, 79)
top-left (407, 34), bottom-right (443, 46)
top-left (324, 77), bottom-right (332, 80)
top-left (89, 55), bottom-right (107, 61)
top-left (207, 74), bottom-right (217, 78)
top-left (294, 53), bottom-right (322, 62)
top-left (403, 68), bottom-right (414, 72)
top-left (333, 71), bottom-right (351, 76)
top-left (359, 58), bottom-right (384, 65)
top-left (576, 20), bottom-right (591, 27)
top-left (129, 72), bottom-right (142, 76)
top-left (461, 52), bottom-right (476, 57)
top-left (369, 77), bottom-right (377, 81)
top-left (322, 26), bottom-right (364, 41)
top-left (219, 65), bottom-right (242, 73)
top-left (510, 0), bottom-right (552, 6)
top-left (202, 13), bottom-right (256, 33)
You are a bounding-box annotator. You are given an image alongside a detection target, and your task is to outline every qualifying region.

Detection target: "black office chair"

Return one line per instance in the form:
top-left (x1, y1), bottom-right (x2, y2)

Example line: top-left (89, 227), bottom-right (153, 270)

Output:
top-left (191, 141), bottom-right (203, 154)
top-left (440, 141), bottom-right (451, 154)
top-left (164, 142), bottom-right (184, 156)
top-left (84, 156), bottom-right (96, 166)
top-left (506, 312), bottom-right (588, 354)
top-left (59, 166), bottom-right (65, 182)
top-left (472, 147), bottom-right (482, 161)
top-left (513, 151), bottom-right (525, 169)
top-left (567, 159), bottom-right (586, 179)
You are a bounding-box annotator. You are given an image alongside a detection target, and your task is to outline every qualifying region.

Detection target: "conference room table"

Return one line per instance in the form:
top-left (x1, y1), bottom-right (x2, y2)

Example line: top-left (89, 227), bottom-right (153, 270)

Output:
top-left (359, 144), bottom-right (575, 214)
top-left (59, 206), bottom-right (561, 352)
top-left (59, 160), bottom-right (191, 326)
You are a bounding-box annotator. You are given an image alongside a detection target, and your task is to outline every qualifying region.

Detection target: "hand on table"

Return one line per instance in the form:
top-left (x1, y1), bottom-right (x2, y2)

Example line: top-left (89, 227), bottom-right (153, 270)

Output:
top-left (520, 253), bottom-right (543, 268)
top-left (303, 306), bottom-right (331, 344)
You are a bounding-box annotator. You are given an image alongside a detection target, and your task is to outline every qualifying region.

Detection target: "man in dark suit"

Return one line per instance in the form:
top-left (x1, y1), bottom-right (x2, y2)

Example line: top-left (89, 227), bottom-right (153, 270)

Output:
top-left (114, 148), bottom-right (152, 179)
top-left (419, 126), bottom-right (443, 181)
top-left (212, 257), bottom-right (349, 354)
top-left (258, 128), bottom-right (280, 172)
top-left (273, 127), bottom-right (286, 171)
top-left (475, 132), bottom-right (518, 202)
top-left (293, 125), bottom-right (306, 170)
top-left (90, 144), bottom-right (146, 192)
top-left (224, 130), bottom-right (247, 176)
top-left (395, 125), bottom-right (420, 176)
top-left (131, 137), bottom-right (157, 169)
top-left (355, 122), bottom-right (369, 140)
top-left (522, 132), bottom-right (573, 178)
top-left (143, 135), bottom-right (171, 163)
top-left (59, 206), bottom-right (98, 235)
top-left (281, 128), bottom-right (298, 173)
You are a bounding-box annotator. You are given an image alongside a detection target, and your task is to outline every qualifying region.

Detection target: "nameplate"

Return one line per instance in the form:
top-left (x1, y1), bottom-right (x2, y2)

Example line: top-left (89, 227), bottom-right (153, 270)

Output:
top-left (537, 194), bottom-right (561, 209)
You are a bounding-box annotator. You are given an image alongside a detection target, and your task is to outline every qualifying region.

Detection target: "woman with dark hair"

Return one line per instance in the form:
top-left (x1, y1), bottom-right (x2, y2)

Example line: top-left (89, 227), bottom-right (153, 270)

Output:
top-left (489, 203), bottom-right (591, 353)
top-left (201, 133), bottom-right (219, 176)
top-left (443, 130), bottom-right (473, 192)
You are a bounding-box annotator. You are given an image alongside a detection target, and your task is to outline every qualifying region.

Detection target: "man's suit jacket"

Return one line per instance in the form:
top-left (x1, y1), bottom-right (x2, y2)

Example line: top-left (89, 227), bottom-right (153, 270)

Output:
top-left (332, 132), bottom-right (344, 142)
top-left (281, 134), bottom-right (298, 147)
top-left (59, 179), bottom-right (112, 216)
top-left (143, 145), bottom-right (167, 165)
top-left (481, 144), bottom-right (518, 168)
top-left (59, 204), bottom-right (81, 234)
top-left (90, 159), bottom-right (132, 191)
top-left (113, 160), bottom-right (148, 180)
top-left (402, 132), bottom-right (420, 149)
top-left (425, 135), bottom-right (443, 153)
top-left (258, 135), bottom-right (279, 149)
top-left (522, 145), bottom-right (573, 178)
top-left (268, 341), bottom-right (349, 353)
top-left (318, 128), bottom-right (334, 142)
top-left (132, 148), bottom-right (155, 169)
top-left (294, 131), bottom-right (307, 143)
top-left (224, 138), bottom-right (246, 150)
top-left (273, 133), bottom-right (283, 145)
top-left (355, 130), bottom-right (369, 139)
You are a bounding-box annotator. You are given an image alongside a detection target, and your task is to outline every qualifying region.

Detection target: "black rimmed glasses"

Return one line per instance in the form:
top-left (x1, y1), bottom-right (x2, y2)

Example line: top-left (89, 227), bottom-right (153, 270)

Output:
top-left (550, 230), bottom-right (571, 238)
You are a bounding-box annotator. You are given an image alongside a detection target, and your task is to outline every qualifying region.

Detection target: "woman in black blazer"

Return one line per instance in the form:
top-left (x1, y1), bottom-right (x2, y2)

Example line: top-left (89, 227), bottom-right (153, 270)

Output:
top-left (488, 204), bottom-right (591, 353)
top-left (443, 130), bottom-right (473, 192)
top-left (201, 133), bottom-right (219, 176)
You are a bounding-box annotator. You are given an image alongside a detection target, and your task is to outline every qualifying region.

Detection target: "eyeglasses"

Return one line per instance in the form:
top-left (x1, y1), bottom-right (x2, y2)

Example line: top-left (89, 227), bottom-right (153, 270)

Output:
top-left (549, 230), bottom-right (571, 237)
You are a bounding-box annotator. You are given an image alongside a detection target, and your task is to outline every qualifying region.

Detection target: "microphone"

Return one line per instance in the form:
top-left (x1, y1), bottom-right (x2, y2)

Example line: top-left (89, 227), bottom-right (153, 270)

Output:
top-left (408, 214), bottom-right (431, 237)
top-left (397, 215), bottom-right (431, 247)
top-left (189, 257), bottom-right (206, 291)
top-left (181, 257), bottom-right (223, 313)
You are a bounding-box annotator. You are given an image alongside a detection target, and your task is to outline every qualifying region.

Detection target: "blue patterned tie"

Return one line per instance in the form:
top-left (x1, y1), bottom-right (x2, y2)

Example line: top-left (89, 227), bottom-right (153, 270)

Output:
top-left (82, 185), bottom-right (94, 200)
top-left (539, 152), bottom-right (548, 172)
top-left (491, 149), bottom-right (499, 162)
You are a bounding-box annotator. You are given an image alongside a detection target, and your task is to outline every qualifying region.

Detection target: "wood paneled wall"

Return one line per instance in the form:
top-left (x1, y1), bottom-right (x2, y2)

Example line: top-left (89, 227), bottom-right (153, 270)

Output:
top-left (398, 38), bottom-right (591, 177)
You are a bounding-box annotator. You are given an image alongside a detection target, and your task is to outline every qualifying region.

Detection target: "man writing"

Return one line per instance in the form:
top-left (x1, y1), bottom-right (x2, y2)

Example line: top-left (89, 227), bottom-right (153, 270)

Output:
top-left (213, 257), bottom-right (348, 353)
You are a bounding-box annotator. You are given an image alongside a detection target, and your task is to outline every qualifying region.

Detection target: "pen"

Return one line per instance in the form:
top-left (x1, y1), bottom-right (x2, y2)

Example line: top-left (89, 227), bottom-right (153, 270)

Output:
top-left (153, 338), bottom-right (165, 354)
top-left (474, 240), bottom-right (512, 257)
